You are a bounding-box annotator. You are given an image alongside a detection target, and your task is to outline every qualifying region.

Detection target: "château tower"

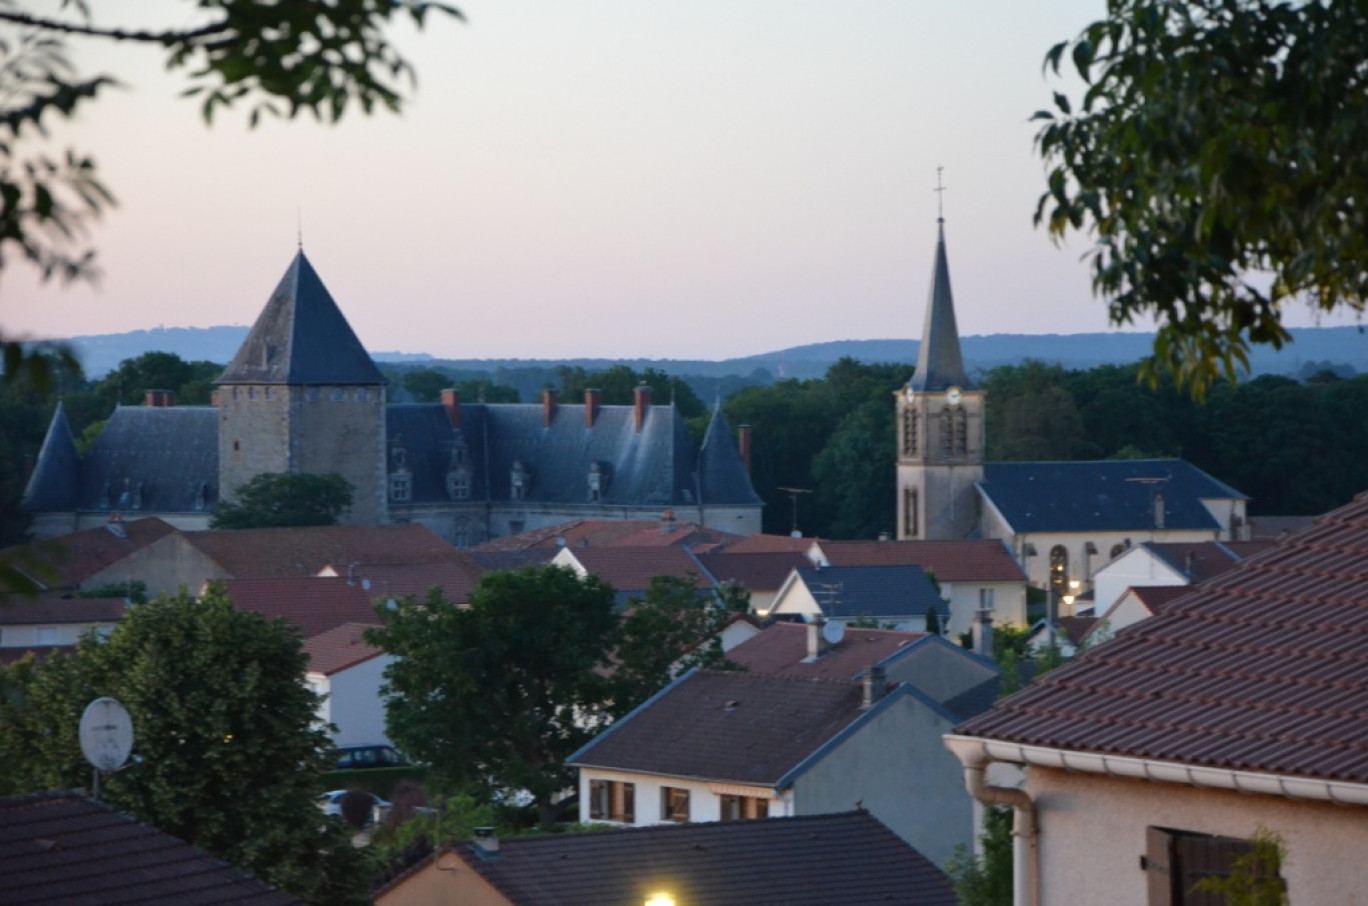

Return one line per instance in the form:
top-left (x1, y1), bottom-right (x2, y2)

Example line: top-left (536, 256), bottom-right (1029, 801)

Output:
top-left (895, 219), bottom-right (984, 540)
top-left (217, 251), bottom-right (388, 525)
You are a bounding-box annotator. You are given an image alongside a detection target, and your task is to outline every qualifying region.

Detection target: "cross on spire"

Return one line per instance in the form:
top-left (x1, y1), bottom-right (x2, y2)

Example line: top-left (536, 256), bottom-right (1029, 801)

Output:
top-left (934, 165), bottom-right (946, 223)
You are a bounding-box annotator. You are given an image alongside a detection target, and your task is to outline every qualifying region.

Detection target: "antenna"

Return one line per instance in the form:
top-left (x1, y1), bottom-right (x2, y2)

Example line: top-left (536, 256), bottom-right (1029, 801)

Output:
top-left (934, 165), bottom-right (947, 223)
top-left (777, 487), bottom-right (812, 537)
top-left (80, 697), bottom-right (134, 800)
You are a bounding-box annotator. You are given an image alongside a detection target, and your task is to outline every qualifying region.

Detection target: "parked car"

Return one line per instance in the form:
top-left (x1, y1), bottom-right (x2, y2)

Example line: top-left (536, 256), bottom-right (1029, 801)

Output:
top-left (332, 744), bottom-right (408, 770)
top-left (317, 789), bottom-right (391, 828)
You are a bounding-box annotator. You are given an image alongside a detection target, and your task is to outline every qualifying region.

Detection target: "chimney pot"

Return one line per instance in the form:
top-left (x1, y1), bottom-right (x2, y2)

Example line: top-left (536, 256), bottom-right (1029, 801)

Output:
top-left (472, 826), bottom-right (500, 857)
top-left (585, 389), bottom-right (601, 428)
top-left (144, 389), bottom-right (175, 407)
top-left (862, 665), bottom-right (888, 709)
top-left (441, 389), bottom-right (461, 429)
top-left (634, 383), bottom-right (652, 432)
top-left (542, 388), bottom-right (557, 427)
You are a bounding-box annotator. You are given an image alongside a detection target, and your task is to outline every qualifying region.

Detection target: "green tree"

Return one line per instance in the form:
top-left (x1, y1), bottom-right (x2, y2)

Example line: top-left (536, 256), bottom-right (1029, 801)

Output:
top-left (370, 567), bottom-right (619, 826)
top-left (1035, 0), bottom-right (1368, 395)
top-left (945, 805), bottom-right (1013, 906)
top-left (210, 472), bottom-right (354, 529)
top-left (557, 364), bottom-right (706, 419)
top-left (401, 367), bottom-right (453, 403)
top-left (0, 587), bottom-right (369, 904)
top-left (91, 351), bottom-right (222, 408)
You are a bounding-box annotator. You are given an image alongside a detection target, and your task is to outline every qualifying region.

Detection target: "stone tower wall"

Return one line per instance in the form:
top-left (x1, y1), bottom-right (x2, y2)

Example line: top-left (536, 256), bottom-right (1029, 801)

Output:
top-left (289, 384), bottom-right (388, 526)
top-left (218, 384), bottom-right (292, 506)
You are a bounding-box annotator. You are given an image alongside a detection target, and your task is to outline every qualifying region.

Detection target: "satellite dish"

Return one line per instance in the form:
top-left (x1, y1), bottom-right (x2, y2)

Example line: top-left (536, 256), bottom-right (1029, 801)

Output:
top-left (361, 578), bottom-right (372, 591)
top-left (822, 620), bottom-right (846, 646)
top-left (79, 697), bottom-right (134, 772)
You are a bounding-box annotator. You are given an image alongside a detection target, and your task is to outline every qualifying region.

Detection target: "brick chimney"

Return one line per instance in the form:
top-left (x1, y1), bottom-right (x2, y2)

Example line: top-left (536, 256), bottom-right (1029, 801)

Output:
top-left (738, 424), bottom-right (752, 471)
top-left (144, 389), bottom-right (175, 407)
top-left (441, 389), bottom-right (461, 429)
top-left (542, 388), bottom-right (557, 427)
top-left (634, 383), bottom-right (652, 432)
top-left (585, 389), bottom-right (601, 428)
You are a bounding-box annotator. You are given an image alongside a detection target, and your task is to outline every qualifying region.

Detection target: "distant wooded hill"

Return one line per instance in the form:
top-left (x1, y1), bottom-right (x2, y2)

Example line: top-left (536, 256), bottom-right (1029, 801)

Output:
top-left (52, 324), bottom-right (1366, 385)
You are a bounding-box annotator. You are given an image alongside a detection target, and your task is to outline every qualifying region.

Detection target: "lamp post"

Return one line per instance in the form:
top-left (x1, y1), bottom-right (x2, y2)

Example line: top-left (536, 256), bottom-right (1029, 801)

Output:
top-left (645, 894), bottom-right (676, 906)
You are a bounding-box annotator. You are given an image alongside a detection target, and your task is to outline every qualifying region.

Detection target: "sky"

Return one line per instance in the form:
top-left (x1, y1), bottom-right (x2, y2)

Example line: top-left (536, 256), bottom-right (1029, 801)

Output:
top-left (2, 1), bottom-right (1353, 361)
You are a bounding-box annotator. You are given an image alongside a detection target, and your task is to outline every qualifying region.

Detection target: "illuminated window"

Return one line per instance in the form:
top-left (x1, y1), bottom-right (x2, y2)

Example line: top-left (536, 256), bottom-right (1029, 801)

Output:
top-left (719, 794), bottom-right (769, 821)
top-left (589, 779), bottom-right (635, 823)
top-left (1050, 545), bottom-right (1069, 598)
top-left (661, 787), bottom-right (690, 823)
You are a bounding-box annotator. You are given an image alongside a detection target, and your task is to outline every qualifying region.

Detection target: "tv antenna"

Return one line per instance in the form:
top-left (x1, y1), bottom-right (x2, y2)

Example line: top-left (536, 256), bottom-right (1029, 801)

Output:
top-left (79, 697), bottom-right (134, 800)
top-left (777, 487), bottom-right (812, 537)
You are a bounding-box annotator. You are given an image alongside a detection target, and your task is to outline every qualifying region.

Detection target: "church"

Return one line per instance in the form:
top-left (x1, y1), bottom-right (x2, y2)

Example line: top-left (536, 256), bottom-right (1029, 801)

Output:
top-left (23, 252), bottom-right (764, 546)
top-left (895, 218), bottom-right (1249, 601)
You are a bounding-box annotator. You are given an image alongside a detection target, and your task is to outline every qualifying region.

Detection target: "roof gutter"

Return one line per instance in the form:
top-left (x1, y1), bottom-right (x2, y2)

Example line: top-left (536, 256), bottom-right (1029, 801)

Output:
top-left (943, 736), bottom-right (1038, 906)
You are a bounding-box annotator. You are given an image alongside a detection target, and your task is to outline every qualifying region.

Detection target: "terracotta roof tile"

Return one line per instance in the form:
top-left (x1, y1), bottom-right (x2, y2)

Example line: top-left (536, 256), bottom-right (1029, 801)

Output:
top-left (1, 517), bottom-right (177, 591)
top-left (814, 539), bottom-right (1026, 581)
top-left (220, 576), bottom-right (379, 639)
top-left (726, 622), bottom-right (927, 681)
top-left (184, 523), bottom-right (461, 579)
top-left (957, 493), bottom-right (1368, 785)
top-left (319, 560), bottom-right (483, 604)
top-left (693, 551), bottom-right (809, 591)
top-left (302, 622), bottom-right (384, 675)
top-left (564, 546), bottom-right (714, 593)
top-left (721, 534), bottom-right (818, 553)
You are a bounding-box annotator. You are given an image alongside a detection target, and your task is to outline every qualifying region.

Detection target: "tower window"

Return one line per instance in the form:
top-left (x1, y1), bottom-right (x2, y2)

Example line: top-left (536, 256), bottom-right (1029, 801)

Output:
top-left (903, 488), bottom-right (918, 537)
top-left (902, 408), bottom-right (918, 456)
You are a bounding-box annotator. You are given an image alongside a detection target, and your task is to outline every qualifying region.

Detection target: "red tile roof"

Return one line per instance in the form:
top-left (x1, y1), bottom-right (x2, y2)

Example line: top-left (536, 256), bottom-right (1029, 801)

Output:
top-left (814, 539), bottom-right (1026, 581)
top-left (319, 560), bottom-right (483, 604)
top-left (183, 523), bottom-right (461, 579)
top-left (694, 551), bottom-right (809, 591)
top-left (0, 597), bottom-right (127, 625)
top-left (957, 492), bottom-right (1368, 785)
top-left (302, 622), bottom-right (384, 675)
top-left (563, 546), bottom-right (714, 592)
top-left (219, 576), bottom-right (380, 639)
top-left (722, 534), bottom-right (818, 553)
top-left (0, 792), bottom-right (301, 904)
top-left (1, 517), bottom-right (177, 591)
top-left (727, 622), bottom-right (927, 681)
top-left (1126, 585), bottom-right (1194, 616)
top-left (471, 519), bottom-right (742, 553)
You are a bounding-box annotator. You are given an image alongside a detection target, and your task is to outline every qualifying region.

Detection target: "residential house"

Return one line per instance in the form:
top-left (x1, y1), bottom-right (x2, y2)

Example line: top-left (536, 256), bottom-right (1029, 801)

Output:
top-left (0, 792), bottom-right (301, 905)
top-left (568, 667), bottom-right (974, 869)
top-left (1095, 585), bottom-right (1195, 636)
top-left (769, 564), bottom-right (949, 633)
top-left (694, 550), bottom-right (811, 614)
top-left (807, 538), bottom-right (1028, 634)
top-left (945, 492), bottom-right (1368, 905)
top-left (374, 811), bottom-right (956, 906)
top-left (0, 597), bottom-right (126, 650)
top-left (0, 516), bottom-right (176, 597)
top-left (1090, 539), bottom-right (1273, 617)
top-left (549, 545), bottom-right (714, 606)
top-left (217, 576), bottom-right (384, 640)
top-left (303, 622), bottom-right (391, 747)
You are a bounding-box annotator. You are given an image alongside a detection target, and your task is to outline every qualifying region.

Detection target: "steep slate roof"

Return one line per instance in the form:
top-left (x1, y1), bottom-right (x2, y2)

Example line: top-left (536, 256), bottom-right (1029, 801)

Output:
top-left (182, 523), bottom-right (460, 578)
top-left (813, 538), bottom-right (1026, 581)
top-left (303, 622), bottom-right (383, 675)
top-left (979, 459), bottom-right (1246, 534)
top-left (908, 221), bottom-right (970, 392)
top-left (563, 546), bottom-right (715, 594)
top-left (74, 406), bottom-right (219, 514)
top-left (218, 250), bottom-right (384, 386)
top-left (429, 811), bottom-right (955, 906)
top-left (696, 403), bottom-right (763, 506)
top-left (0, 597), bottom-right (127, 626)
top-left (726, 622), bottom-right (927, 681)
top-left (0, 517), bottom-right (178, 591)
top-left (220, 576), bottom-right (381, 639)
top-left (790, 565), bottom-right (949, 621)
top-left (568, 670), bottom-right (875, 786)
top-left (694, 551), bottom-right (810, 592)
top-left (0, 792), bottom-right (301, 905)
top-left (22, 401), bottom-right (80, 511)
top-left (955, 492), bottom-right (1368, 785)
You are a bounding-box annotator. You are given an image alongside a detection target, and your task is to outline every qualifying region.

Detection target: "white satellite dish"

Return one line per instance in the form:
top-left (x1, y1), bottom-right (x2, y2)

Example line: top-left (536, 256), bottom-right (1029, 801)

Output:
top-left (822, 620), bottom-right (846, 646)
top-left (79, 697), bottom-right (134, 773)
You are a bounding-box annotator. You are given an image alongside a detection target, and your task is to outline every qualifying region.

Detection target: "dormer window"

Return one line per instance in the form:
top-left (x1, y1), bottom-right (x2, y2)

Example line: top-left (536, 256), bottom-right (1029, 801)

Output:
top-left (390, 473), bottom-right (411, 502)
top-left (447, 469), bottom-right (471, 501)
top-left (192, 482), bottom-right (209, 511)
top-left (587, 461), bottom-right (610, 502)
top-left (510, 459), bottom-right (530, 501)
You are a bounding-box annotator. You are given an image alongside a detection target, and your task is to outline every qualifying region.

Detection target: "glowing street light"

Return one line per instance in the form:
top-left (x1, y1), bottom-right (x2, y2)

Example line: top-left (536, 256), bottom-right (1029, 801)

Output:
top-left (645, 894), bottom-right (676, 906)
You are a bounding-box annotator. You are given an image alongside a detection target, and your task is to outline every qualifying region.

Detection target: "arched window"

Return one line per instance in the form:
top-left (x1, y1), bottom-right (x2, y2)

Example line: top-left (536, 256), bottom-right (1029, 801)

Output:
top-left (903, 488), bottom-right (919, 538)
top-left (1049, 545), bottom-right (1069, 598)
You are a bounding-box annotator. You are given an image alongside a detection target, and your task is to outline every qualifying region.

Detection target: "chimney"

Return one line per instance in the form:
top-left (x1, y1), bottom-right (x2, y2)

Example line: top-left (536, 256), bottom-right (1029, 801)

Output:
top-left (634, 382), bottom-right (652, 432)
top-left (861, 665), bottom-right (888, 709)
top-left (210, 390), bottom-right (220, 407)
top-left (440, 389), bottom-right (461, 429)
top-left (1185, 549), bottom-right (1197, 576)
top-left (144, 389), bottom-right (175, 407)
top-left (972, 608), bottom-right (995, 659)
top-left (471, 827), bottom-right (500, 858)
top-left (585, 389), bottom-right (601, 428)
top-left (803, 621), bottom-right (824, 663)
top-left (738, 424), bottom-right (752, 471)
top-left (542, 388), bottom-right (557, 427)
top-left (659, 509), bottom-right (677, 535)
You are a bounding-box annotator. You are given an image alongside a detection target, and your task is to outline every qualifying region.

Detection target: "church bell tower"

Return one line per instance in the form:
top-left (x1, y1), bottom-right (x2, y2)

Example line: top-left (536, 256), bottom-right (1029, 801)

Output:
top-left (896, 215), bottom-right (984, 540)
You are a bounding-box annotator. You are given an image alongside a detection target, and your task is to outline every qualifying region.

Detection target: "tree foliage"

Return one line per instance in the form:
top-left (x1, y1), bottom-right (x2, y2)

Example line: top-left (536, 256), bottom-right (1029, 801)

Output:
top-left (0, 587), bottom-right (369, 904)
top-left (557, 364), bottom-right (706, 419)
top-left (210, 471), bottom-right (354, 529)
top-left (945, 805), bottom-right (1014, 906)
top-left (1035, 0), bottom-right (1368, 396)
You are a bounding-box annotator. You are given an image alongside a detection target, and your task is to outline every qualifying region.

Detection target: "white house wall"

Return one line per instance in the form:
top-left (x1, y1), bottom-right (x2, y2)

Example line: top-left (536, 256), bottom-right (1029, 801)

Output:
top-left (0, 622), bottom-right (117, 647)
top-left (575, 768), bottom-right (789, 826)
top-left (319, 654), bottom-right (394, 746)
top-left (942, 581), bottom-right (1028, 636)
top-left (1091, 547), bottom-right (1188, 617)
top-left (980, 526), bottom-right (1220, 595)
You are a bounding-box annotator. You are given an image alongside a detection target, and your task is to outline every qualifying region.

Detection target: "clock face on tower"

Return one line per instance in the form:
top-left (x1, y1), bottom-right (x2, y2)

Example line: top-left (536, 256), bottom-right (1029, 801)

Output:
top-left (946, 386), bottom-right (963, 406)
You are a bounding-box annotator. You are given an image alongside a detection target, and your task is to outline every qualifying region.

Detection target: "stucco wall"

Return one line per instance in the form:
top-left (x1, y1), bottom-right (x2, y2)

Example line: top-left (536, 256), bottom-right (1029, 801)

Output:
top-left (576, 768), bottom-right (787, 826)
top-left (1092, 547), bottom-right (1186, 615)
top-left (84, 535), bottom-right (229, 598)
top-left (326, 654), bottom-right (394, 746)
top-left (374, 856), bottom-right (510, 906)
top-left (1025, 766), bottom-right (1368, 905)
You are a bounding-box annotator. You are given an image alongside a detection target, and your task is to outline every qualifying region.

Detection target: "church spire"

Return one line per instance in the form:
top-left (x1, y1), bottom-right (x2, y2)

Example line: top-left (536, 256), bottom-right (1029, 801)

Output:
top-left (908, 214), bottom-right (969, 392)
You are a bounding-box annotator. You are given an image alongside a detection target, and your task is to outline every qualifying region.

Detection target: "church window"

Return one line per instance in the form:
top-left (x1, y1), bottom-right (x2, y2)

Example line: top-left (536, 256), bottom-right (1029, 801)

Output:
top-left (903, 488), bottom-right (918, 537)
top-left (902, 408), bottom-right (918, 456)
top-left (1049, 545), bottom-right (1069, 598)
top-left (940, 407), bottom-right (954, 454)
top-left (954, 409), bottom-right (968, 454)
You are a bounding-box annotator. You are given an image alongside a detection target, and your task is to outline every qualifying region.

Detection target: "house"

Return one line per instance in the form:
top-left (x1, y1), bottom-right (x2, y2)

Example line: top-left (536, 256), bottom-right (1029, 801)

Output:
top-left (893, 217), bottom-right (1249, 600)
top-left (769, 564), bottom-right (949, 633)
top-left (24, 252), bottom-right (763, 545)
top-left (1090, 539), bottom-right (1273, 617)
top-left (807, 538), bottom-right (1028, 634)
top-left (945, 492), bottom-right (1368, 905)
top-left (549, 545), bottom-right (714, 605)
top-left (567, 667), bottom-right (974, 869)
top-left (303, 622), bottom-right (391, 747)
top-left (693, 550), bottom-right (811, 614)
top-left (217, 576), bottom-right (382, 639)
top-left (0, 516), bottom-right (176, 597)
top-left (373, 811), bottom-right (955, 906)
top-left (0, 791), bottom-right (301, 905)
top-left (1094, 584), bottom-right (1195, 636)
top-left (0, 597), bottom-right (126, 649)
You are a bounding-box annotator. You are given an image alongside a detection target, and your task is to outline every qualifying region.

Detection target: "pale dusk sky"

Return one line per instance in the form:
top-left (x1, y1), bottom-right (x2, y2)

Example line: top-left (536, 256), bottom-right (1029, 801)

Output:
top-left (1, 1), bottom-right (1351, 361)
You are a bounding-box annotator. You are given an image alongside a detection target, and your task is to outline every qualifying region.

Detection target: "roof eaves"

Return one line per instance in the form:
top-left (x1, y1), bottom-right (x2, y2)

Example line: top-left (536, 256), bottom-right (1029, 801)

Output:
top-left (775, 683), bottom-right (913, 790)
top-left (566, 666), bottom-right (701, 767)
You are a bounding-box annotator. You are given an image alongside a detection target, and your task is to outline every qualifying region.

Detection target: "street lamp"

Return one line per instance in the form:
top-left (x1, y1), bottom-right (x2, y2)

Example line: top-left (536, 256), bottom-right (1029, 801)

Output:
top-left (645, 894), bottom-right (676, 906)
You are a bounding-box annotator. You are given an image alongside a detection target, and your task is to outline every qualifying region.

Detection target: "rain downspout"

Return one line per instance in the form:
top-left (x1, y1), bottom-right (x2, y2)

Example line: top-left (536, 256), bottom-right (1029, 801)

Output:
top-left (946, 737), bottom-right (1039, 906)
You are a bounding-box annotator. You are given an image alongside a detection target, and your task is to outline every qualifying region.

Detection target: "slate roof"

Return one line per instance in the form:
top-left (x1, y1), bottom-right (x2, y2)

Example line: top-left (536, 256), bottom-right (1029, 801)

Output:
top-left (22, 401), bottom-right (80, 511)
top-left (979, 459), bottom-right (1246, 534)
top-left (726, 622), bottom-right (927, 681)
top-left (693, 551), bottom-right (809, 592)
top-left (0, 597), bottom-right (127, 626)
top-left (813, 538), bottom-right (1026, 581)
top-left (1140, 540), bottom-right (1273, 583)
top-left (426, 811), bottom-right (955, 906)
top-left (182, 523), bottom-right (461, 578)
top-left (219, 576), bottom-right (382, 639)
top-left (908, 221), bottom-right (970, 392)
top-left (0, 791), bottom-right (301, 905)
top-left (218, 251), bottom-right (384, 386)
top-left (0, 517), bottom-right (178, 591)
top-left (789, 565), bottom-right (949, 621)
top-left (568, 670), bottom-right (875, 786)
top-left (302, 622), bottom-right (384, 675)
top-left (70, 406), bottom-right (219, 514)
top-left (955, 492), bottom-right (1368, 785)
top-left (562, 546), bottom-right (715, 595)
top-left (697, 403), bottom-right (763, 506)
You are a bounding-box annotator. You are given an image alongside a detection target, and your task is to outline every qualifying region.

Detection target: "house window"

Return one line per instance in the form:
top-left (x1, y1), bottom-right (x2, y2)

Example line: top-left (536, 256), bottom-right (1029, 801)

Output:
top-left (1049, 545), bottom-right (1069, 598)
top-left (510, 460), bottom-right (530, 501)
top-left (355, 387), bottom-right (369, 402)
top-left (589, 779), bottom-right (635, 823)
top-left (979, 588), bottom-right (995, 610)
top-left (331, 388), bottom-right (346, 401)
top-left (1143, 826), bottom-right (1284, 905)
top-left (247, 386), bottom-right (255, 400)
top-left (35, 626), bottom-right (59, 645)
top-left (719, 794), bottom-right (768, 821)
top-left (264, 386), bottom-right (274, 400)
top-left (661, 787), bottom-right (690, 823)
top-left (447, 471), bottom-right (471, 501)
